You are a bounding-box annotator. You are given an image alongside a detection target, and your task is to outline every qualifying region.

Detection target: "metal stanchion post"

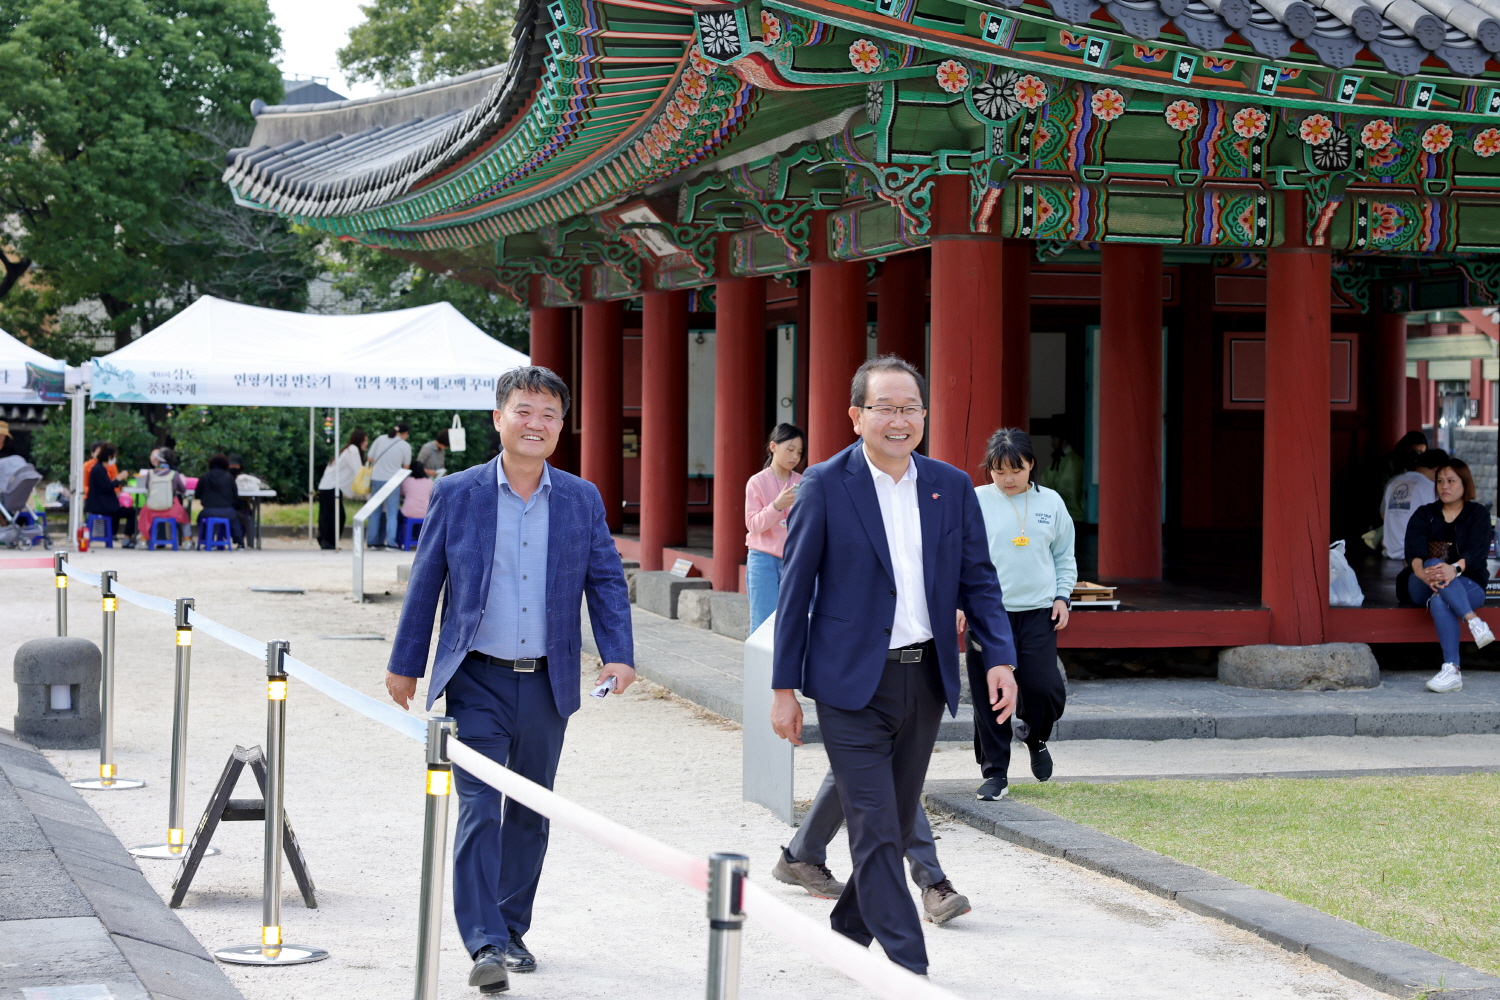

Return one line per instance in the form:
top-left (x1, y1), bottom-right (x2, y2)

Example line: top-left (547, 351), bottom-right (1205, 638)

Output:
top-left (705, 852), bottom-right (749, 1000)
top-left (217, 641), bottom-right (329, 966)
top-left (54, 552), bottom-right (67, 636)
top-left (130, 599), bottom-right (216, 859)
top-left (73, 571), bottom-right (144, 791)
top-left (414, 716), bottom-right (456, 1000)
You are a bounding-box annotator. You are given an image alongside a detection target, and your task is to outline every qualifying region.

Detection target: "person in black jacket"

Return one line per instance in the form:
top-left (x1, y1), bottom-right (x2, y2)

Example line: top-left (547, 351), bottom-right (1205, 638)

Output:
top-left (195, 454), bottom-right (244, 547)
top-left (83, 444), bottom-right (136, 548)
top-left (1405, 458), bottom-right (1495, 693)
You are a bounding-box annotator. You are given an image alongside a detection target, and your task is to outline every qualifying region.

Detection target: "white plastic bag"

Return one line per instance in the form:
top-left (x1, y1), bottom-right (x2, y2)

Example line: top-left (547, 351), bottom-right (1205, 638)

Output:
top-left (1329, 539), bottom-right (1365, 607)
top-left (447, 414), bottom-right (467, 453)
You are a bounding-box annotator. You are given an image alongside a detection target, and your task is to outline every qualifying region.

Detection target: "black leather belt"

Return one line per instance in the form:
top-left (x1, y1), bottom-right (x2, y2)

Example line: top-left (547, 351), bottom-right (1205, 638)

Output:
top-left (470, 652), bottom-right (547, 673)
top-left (887, 641), bottom-right (934, 663)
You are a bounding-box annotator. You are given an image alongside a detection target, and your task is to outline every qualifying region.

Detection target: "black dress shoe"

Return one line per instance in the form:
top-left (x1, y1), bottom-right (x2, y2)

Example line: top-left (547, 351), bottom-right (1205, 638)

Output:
top-left (1029, 742), bottom-right (1054, 782)
top-left (503, 930), bottom-right (536, 972)
top-left (469, 945), bottom-right (509, 992)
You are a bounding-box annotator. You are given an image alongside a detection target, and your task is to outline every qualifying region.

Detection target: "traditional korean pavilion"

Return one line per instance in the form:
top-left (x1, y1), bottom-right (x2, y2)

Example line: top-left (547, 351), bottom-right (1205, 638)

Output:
top-left (225, 0), bottom-right (1500, 653)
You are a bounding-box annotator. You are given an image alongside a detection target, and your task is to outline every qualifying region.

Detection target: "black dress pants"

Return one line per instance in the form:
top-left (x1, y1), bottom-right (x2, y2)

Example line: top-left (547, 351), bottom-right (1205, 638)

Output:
top-left (815, 643), bottom-right (944, 975)
top-left (317, 489), bottom-right (344, 549)
top-left (966, 606), bottom-right (1066, 783)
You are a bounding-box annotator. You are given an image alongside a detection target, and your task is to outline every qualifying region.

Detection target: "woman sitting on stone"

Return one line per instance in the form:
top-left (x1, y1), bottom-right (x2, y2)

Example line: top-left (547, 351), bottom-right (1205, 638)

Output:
top-left (1405, 458), bottom-right (1495, 693)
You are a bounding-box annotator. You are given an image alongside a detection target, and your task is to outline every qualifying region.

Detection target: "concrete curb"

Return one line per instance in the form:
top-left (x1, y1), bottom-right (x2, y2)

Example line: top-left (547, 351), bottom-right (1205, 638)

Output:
top-left (0, 734), bottom-right (243, 1000)
top-left (922, 780), bottom-right (1500, 999)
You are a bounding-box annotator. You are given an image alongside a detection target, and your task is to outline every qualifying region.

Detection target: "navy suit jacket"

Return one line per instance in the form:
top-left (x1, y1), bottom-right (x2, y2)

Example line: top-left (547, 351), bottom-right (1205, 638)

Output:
top-left (388, 456), bottom-right (634, 716)
top-left (771, 443), bottom-right (1016, 714)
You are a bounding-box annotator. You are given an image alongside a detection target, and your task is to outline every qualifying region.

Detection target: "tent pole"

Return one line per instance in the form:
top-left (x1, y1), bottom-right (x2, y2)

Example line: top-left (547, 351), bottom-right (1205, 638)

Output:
top-left (308, 407), bottom-right (314, 545)
top-left (333, 408), bottom-right (340, 552)
top-left (68, 390), bottom-right (85, 549)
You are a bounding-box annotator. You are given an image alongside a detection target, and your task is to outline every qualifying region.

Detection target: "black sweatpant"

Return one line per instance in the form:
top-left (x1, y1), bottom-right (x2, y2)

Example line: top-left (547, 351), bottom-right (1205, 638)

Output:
top-left (966, 606), bottom-right (1066, 784)
top-left (317, 489), bottom-right (344, 549)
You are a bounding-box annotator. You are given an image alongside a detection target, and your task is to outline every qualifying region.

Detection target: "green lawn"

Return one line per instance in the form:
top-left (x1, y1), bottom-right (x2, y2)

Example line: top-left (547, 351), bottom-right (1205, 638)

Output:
top-left (257, 501), bottom-right (358, 527)
top-left (1013, 775), bottom-right (1500, 977)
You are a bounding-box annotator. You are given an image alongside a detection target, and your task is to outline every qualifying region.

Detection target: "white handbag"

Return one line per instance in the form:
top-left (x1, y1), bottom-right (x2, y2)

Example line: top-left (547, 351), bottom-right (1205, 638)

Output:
top-left (447, 414), bottom-right (467, 452)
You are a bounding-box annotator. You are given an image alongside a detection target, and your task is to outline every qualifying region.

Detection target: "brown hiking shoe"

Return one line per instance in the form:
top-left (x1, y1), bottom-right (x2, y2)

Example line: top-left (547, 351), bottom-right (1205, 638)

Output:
top-left (772, 849), bottom-right (846, 898)
top-left (922, 879), bottom-right (971, 925)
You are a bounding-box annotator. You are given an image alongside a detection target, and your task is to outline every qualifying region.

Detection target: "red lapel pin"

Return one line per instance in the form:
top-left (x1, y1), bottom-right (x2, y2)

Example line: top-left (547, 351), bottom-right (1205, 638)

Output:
top-left (932, 493), bottom-right (940, 499)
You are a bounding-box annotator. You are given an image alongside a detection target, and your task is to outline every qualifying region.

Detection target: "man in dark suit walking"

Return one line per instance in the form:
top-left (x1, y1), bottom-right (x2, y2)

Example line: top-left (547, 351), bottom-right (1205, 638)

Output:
top-left (386, 366), bottom-right (635, 995)
top-left (771, 355), bottom-right (1017, 976)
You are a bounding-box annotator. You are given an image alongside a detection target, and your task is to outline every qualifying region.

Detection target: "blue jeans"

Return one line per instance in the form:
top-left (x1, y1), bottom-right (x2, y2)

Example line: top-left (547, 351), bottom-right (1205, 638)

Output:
top-left (1407, 559), bottom-right (1486, 665)
top-left (747, 549), bottom-right (783, 634)
top-left (370, 479), bottom-right (400, 546)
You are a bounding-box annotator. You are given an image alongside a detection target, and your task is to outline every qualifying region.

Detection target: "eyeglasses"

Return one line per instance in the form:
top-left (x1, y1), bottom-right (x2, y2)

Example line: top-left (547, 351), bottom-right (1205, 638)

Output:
top-left (860, 405), bottom-right (926, 418)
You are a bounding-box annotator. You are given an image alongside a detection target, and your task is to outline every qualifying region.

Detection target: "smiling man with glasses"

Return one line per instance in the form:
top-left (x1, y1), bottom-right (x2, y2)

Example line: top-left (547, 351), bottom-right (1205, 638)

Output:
top-left (769, 354), bottom-right (1017, 977)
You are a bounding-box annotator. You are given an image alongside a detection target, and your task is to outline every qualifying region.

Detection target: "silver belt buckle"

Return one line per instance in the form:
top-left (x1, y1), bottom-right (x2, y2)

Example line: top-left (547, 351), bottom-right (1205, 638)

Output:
top-left (513, 658), bottom-right (538, 673)
top-left (899, 648), bottom-right (924, 663)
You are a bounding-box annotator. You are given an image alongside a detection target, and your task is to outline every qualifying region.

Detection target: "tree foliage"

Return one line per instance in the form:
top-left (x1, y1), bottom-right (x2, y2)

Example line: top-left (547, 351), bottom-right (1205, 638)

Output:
top-left (337, 0), bottom-right (515, 91)
top-left (0, 0), bottom-right (308, 351)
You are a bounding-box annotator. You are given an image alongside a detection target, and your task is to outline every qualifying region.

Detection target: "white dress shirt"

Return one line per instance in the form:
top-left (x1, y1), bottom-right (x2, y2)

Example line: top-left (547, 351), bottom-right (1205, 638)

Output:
top-left (862, 445), bottom-right (933, 649)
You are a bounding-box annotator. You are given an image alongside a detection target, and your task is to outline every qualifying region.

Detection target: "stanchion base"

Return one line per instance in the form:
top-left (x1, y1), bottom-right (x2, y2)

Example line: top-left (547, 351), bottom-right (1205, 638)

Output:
top-left (214, 944), bottom-right (329, 965)
top-left (71, 778), bottom-right (146, 790)
top-left (129, 843), bottom-right (220, 860)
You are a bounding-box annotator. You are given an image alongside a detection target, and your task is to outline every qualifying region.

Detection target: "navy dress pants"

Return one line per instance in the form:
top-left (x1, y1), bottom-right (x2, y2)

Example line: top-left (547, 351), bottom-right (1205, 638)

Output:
top-left (786, 768), bottom-right (946, 888)
top-left (815, 647), bottom-right (944, 975)
top-left (446, 656), bottom-right (568, 957)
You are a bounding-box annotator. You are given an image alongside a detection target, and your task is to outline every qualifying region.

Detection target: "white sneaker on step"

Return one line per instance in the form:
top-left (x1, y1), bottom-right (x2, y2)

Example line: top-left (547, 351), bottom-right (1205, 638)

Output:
top-left (1468, 617), bottom-right (1495, 649)
top-left (1427, 663), bottom-right (1463, 693)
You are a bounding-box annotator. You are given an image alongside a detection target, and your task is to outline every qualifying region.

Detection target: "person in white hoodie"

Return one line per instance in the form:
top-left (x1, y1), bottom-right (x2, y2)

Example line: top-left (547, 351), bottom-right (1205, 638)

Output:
top-left (963, 427), bottom-right (1076, 800)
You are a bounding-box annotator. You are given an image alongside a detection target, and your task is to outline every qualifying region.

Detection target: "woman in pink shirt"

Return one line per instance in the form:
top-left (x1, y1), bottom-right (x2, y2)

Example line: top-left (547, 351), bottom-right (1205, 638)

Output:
top-left (399, 460), bottom-right (433, 546)
top-left (744, 423), bottom-right (806, 633)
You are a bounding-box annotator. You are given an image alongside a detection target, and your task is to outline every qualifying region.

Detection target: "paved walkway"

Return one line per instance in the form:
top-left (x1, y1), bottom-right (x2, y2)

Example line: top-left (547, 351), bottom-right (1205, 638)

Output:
top-left (0, 732), bottom-right (242, 1000)
top-left (0, 548), bottom-right (1409, 1000)
top-left (589, 604), bottom-right (1500, 741)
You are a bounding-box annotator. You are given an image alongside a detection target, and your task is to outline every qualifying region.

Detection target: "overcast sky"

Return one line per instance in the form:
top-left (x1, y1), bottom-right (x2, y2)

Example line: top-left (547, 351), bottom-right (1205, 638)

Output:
top-left (267, 0), bottom-right (382, 101)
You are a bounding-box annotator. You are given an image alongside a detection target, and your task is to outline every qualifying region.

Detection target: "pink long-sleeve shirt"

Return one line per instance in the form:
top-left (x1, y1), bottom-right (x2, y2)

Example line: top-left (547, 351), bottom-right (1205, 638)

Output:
top-left (744, 466), bottom-right (801, 558)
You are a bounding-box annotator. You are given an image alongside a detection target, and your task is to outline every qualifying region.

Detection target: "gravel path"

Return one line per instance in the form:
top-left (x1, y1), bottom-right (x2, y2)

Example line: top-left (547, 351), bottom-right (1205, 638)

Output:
top-left (0, 546), bottom-right (1417, 999)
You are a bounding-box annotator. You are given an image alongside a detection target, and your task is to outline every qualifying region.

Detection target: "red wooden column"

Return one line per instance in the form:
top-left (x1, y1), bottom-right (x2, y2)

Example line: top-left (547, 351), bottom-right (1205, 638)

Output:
top-left (807, 260), bottom-right (867, 463)
top-left (713, 277), bottom-right (766, 592)
top-left (877, 249), bottom-right (928, 368)
top-left (1374, 310), bottom-right (1408, 450)
top-left (639, 290), bottom-right (689, 571)
top-left (580, 299), bottom-right (624, 532)
top-left (928, 177), bottom-right (1030, 483)
top-left (529, 301), bottom-right (575, 473)
top-left (1263, 244), bottom-right (1331, 645)
top-left (1097, 243), bottom-right (1163, 580)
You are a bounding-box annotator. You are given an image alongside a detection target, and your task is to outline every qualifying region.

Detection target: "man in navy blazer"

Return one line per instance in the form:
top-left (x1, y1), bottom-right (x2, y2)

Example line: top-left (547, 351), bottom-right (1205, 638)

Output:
top-left (771, 355), bottom-right (1017, 976)
top-left (387, 366), bottom-right (635, 995)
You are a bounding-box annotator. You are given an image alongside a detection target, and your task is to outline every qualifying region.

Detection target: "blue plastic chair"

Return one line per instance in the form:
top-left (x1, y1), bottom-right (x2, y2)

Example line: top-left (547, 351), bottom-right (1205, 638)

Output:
top-left (399, 518), bottom-right (424, 551)
top-left (199, 517), bottom-right (233, 552)
top-left (148, 518), bottom-right (180, 551)
top-left (87, 514), bottom-right (114, 549)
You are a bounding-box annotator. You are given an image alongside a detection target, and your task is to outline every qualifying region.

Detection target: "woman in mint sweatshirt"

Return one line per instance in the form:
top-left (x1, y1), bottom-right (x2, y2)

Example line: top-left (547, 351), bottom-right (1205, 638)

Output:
top-left (965, 427), bottom-right (1076, 800)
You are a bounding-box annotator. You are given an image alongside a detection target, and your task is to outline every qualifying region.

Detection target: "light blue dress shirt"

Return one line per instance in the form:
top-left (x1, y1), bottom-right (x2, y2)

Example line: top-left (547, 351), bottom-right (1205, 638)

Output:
top-left (469, 456), bottom-right (550, 659)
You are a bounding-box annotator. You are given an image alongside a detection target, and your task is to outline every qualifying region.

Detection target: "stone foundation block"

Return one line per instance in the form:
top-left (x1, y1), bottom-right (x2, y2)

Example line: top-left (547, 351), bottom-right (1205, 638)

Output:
top-left (634, 570), bottom-right (710, 619)
top-left (709, 592), bottom-right (750, 641)
top-left (14, 637), bottom-right (102, 749)
top-left (677, 589), bottom-right (712, 630)
top-left (1218, 643), bottom-right (1379, 691)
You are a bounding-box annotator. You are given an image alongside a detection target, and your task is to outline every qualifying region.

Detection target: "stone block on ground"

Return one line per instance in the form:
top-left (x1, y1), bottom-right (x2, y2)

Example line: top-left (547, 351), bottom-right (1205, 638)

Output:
top-left (633, 570), bottom-right (710, 619)
top-left (396, 563), bottom-right (411, 583)
top-left (1218, 643), bottom-right (1379, 691)
top-left (13, 637), bottom-right (102, 749)
top-left (677, 589), bottom-right (712, 630)
top-left (709, 591), bottom-right (750, 641)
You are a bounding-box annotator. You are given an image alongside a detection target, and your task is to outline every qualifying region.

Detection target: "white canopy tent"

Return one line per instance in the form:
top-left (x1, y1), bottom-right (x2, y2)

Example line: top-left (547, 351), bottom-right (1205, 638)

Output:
top-left (80, 296), bottom-right (528, 550)
top-left (0, 326), bottom-right (67, 405)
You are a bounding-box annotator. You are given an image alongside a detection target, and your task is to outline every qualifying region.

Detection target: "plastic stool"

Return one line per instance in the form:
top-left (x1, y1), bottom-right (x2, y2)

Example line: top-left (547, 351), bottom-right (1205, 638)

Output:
top-left (399, 518), bottom-right (423, 551)
top-left (87, 514), bottom-right (114, 549)
top-left (199, 517), bottom-right (233, 552)
top-left (148, 518), bottom-right (180, 551)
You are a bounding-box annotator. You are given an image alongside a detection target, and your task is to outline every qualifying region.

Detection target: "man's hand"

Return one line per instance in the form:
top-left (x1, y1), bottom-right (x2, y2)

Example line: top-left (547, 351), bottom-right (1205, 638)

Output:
top-left (771, 688), bottom-right (804, 745)
top-left (986, 665), bottom-right (1018, 725)
top-left (595, 662), bottom-right (637, 695)
top-left (386, 672), bottom-right (418, 710)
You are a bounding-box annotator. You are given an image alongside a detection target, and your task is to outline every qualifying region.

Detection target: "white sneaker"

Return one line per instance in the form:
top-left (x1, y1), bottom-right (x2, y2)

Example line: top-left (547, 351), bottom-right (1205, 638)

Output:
top-left (1427, 663), bottom-right (1463, 693)
top-left (1468, 617), bottom-right (1495, 649)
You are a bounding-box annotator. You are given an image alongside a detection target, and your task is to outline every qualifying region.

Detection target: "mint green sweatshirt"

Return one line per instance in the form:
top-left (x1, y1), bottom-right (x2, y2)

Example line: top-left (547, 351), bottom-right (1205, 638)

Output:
top-left (974, 482), bottom-right (1078, 612)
